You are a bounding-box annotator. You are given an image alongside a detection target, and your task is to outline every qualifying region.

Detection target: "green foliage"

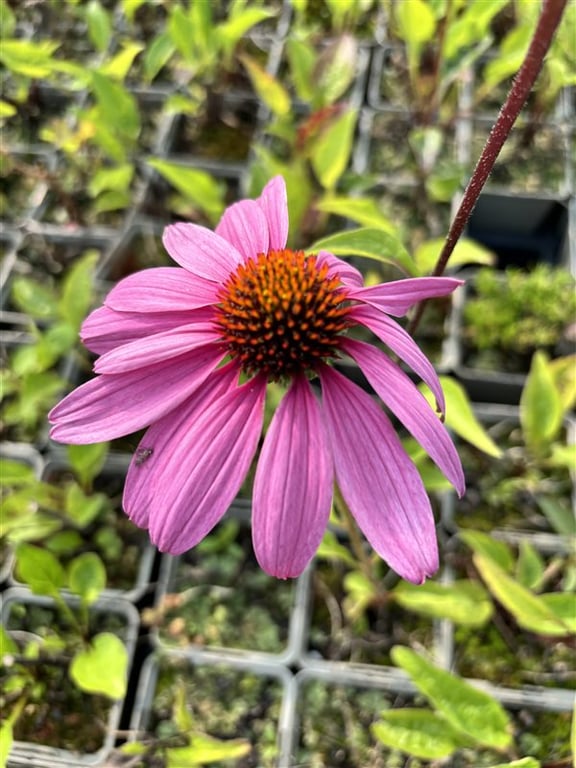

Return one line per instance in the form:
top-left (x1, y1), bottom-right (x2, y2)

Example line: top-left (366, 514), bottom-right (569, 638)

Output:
top-left (69, 632), bottom-right (128, 699)
top-left (464, 265), bottom-right (576, 355)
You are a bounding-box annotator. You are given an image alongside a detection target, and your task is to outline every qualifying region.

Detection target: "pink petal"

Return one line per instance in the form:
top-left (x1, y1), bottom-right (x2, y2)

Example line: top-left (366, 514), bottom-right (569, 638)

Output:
top-left (215, 199), bottom-right (269, 261)
top-left (319, 365), bottom-right (439, 584)
top-left (349, 303), bottom-right (445, 412)
top-left (342, 338), bottom-right (465, 496)
top-left (105, 268), bottom-right (218, 313)
top-left (49, 345), bottom-right (224, 443)
top-left (348, 277), bottom-right (463, 317)
top-left (94, 323), bottom-right (221, 374)
top-left (124, 370), bottom-right (267, 554)
top-left (252, 376), bottom-right (333, 578)
top-left (163, 223), bottom-right (242, 282)
top-left (256, 176), bottom-right (289, 251)
top-left (316, 250), bottom-right (364, 288)
top-left (81, 306), bottom-right (215, 354)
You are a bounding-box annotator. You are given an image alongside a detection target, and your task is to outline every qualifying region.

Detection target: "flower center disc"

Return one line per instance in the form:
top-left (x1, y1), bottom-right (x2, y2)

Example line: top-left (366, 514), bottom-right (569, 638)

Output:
top-left (215, 249), bottom-right (351, 379)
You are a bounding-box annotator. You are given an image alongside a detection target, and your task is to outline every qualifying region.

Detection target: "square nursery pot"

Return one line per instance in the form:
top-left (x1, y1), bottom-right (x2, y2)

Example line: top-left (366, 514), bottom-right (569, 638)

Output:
top-left (1, 587), bottom-right (139, 767)
top-left (149, 510), bottom-right (306, 663)
top-left (128, 650), bottom-right (292, 768)
top-left (9, 456), bottom-right (156, 603)
top-left (449, 266), bottom-right (576, 405)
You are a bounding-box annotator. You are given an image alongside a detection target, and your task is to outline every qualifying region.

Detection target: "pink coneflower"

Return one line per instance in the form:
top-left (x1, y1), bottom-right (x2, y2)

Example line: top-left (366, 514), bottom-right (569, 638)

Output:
top-left (49, 176), bottom-right (464, 583)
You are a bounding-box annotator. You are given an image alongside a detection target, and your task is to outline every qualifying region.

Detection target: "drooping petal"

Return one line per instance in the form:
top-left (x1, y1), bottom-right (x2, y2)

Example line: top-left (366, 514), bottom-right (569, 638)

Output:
top-left (342, 338), bottom-right (465, 496)
top-left (215, 199), bottom-right (269, 261)
top-left (105, 268), bottom-right (218, 313)
top-left (124, 363), bottom-right (240, 529)
top-left (349, 303), bottom-right (445, 412)
top-left (316, 250), bottom-right (364, 288)
top-left (81, 306), bottom-right (215, 354)
top-left (163, 223), bottom-right (243, 282)
top-left (124, 370), bottom-right (267, 554)
top-left (252, 376), bottom-right (333, 579)
top-left (48, 345), bottom-right (224, 443)
top-left (347, 277), bottom-right (463, 317)
top-left (319, 365), bottom-right (439, 584)
top-left (94, 323), bottom-right (221, 374)
top-left (256, 175), bottom-right (289, 250)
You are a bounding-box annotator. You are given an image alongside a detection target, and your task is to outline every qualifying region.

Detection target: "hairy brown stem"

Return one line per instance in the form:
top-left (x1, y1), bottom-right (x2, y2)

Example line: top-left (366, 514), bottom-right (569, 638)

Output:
top-left (408, 0), bottom-right (570, 337)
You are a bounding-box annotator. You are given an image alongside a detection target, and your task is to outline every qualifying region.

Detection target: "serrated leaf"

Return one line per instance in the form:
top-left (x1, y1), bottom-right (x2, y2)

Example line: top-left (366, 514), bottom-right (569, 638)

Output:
top-left (393, 579), bottom-right (492, 626)
top-left (372, 709), bottom-right (467, 759)
top-left (68, 552), bottom-right (106, 605)
top-left (70, 632), bottom-right (128, 699)
top-left (308, 228), bottom-right (414, 275)
top-left (473, 554), bottom-right (570, 636)
top-left (15, 543), bottom-right (65, 596)
top-left (391, 646), bottom-right (512, 750)
top-left (239, 54), bottom-right (290, 117)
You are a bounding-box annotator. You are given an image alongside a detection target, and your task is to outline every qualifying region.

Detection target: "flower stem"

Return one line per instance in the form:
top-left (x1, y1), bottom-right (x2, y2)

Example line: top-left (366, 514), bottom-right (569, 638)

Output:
top-left (408, 0), bottom-right (570, 337)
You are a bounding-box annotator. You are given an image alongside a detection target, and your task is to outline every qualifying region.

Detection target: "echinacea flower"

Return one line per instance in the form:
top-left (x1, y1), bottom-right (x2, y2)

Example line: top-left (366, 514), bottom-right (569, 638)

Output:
top-left (49, 176), bottom-right (464, 583)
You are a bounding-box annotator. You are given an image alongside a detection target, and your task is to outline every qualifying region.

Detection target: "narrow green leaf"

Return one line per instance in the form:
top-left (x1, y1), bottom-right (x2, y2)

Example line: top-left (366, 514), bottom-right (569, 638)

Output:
top-left (70, 632), bottom-right (128, 699)
top-left (286, 37), bottom-right (315, 103)
top-left (86, 0), bottom-right (111, 53)
top-left (515, 540), bottom-right (545, 591)
top-left (239, 54), bottom-right (290, 117)
top-left (99, 42), bottom-right (143, 81)
top-left (91, 72), bottom-right (140, 141)
top-left (473, 554), bottom-right (570, 636)
top-left (143, 31), bottom-right (175, 82)
top-left (15, 543), bottom-right (65, 596)
top-left (420, 377), bottom-right (502, 458)
top-left (308, 228), bottom-right (415, 275)
top-left (315, 196), bottom-right (396, 233)
top-left (487, 758), bottom-right (540, 768)
top-left (0, 721), bottom-right (13, 767)
top-left (393, 579), bottom-right (492, 626)
top-left (520, 350), bottom-right (563, 452)
top-left (372, 709), bottom-right (466, 759)
top-left (147, 159), bottom-right (225, 224)
top-left (391, 646), bottom-right (512, 750)
top-left (310, 108), bottom-right (357, 190)
top-left (59, 250), bottom-right (100, 329)
top-left (536, 496), bottom-right (576, 537)
top-left (548, 355), bottom-right (576, 413)
top-left (414, 238), bottom-right (495, 275)
top-left (167, 4), bottom-right (195, 63)
top-left (0, 100), bottom-right (16, 118)
top-left (166, 734), bottom-right (251, 767)
top-left (459, 530), bottom-right (514, 572)
top-left (313, 34), bottom-right (357, 107)
top-left (395, 0), bottom-right (436, 44)
top-left (538, 594), bottom-right (576, 633)
top-left (68, 552), bottom-right (107, 606)
top-left (0, 39), bottom-right (60, 78)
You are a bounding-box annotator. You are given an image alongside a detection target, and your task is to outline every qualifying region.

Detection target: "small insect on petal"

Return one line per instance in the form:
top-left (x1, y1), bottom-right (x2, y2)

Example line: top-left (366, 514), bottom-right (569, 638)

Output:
top-left (135, 447), bottom-right (153, 466)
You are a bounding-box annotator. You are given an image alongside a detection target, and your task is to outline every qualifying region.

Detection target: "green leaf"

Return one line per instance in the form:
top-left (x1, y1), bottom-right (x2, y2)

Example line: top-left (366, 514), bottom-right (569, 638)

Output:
top-left (166, 734), bottom-right (251, 767)
top-left (548, 355), bottom-right (576, 413)
top-left (147, 158), bottom-right (225, 224)
top-left (395, 0), bottom-right (436, 44)
top-left (70, 632), bottom-right (128, 699)
top-left (143, 31), bottom-right (175, 82)
top-left (66, 443), bottom-right (109, 487)
top-left (536, 496), bottom-right (576, 537)
top-left (310, 108), bottom-right (357, 190)
top-left (372, 709), bottom-right (467, 759)
top-left (91, 72), bottom-right (140, 142)
top-left (313, 34), bottom-right (357, 107)
top-left (15, 543), bottom-right (65, 597)
top-left (459, 530), bottom-right (514, 572)
top-left (88, 164), bottom-right (134, 198)
top-left (99, 41), bottom-right (143, 81)
top-left (0, 625), bottom-right (18, 656)
top-left (393, 579), bottom-right (492, 626)
top-left (11, 276), bottom-right (59, 319)
top-left (218, 8), bottom-right (275, 62)
top-left (317, 529), bottom-right (357, 567)
top-left (286, 37), bottom-right (315, 103)
top-left (315, 196), bottom-right (396, 233)
top-left (414, 238), bottom-right (495, 276)
top-left (308, 228), bottom-right (414, 275)
top-left (0, 721), bottom-right (13, 767)
top-left (64, 483), bottom-right (108, 529)
top-left (0, 458), bottom-right (37, 485)
top-left (538, 594), bottom-right (576, 634)
top-left (520, 351), bottom-right (563, 452)
top-left (0, 99), bottom-right (16, 118)
top-left (420, 377), bottom-right (502, 458)
top-left (86, 0), bottom-right (111, 53)
top-left (391, 646), bottom-right (513, 750)
top-left (0, 39), bottom-right (60, 78)
top-left (473, 554), bottom-right (570, 636)
top-left (167, 4), bottom-right (195, 63)
top-left (59, 250), bottom-right (99, 329)
top-left (487, 759), bottom-right (540, 768)
top-left (239, 54), bottom-right (290, 118)
top-left (68, 552), bottom-right (107, 606)
top-left (515, 540), bottom-right (545, 591)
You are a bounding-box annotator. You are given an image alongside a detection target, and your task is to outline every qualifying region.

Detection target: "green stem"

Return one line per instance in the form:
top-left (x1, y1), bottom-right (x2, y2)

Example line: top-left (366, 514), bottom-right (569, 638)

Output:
top-left (333, 489), bottom-right (383, 594)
